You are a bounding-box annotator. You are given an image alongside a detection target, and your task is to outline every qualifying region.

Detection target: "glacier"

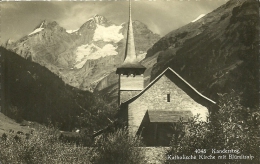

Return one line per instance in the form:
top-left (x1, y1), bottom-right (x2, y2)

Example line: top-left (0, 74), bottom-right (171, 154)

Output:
top-left (74, 43), bottom-right (118, 69)
top-left (66, 29), bottom-right (79, 34)
top-left (93, 24), bottom-right (124, 43)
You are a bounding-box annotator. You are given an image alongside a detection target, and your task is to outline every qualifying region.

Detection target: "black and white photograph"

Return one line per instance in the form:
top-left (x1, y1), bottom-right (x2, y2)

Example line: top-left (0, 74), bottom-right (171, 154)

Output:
top-left (0, 0), bottom-right (259, 163)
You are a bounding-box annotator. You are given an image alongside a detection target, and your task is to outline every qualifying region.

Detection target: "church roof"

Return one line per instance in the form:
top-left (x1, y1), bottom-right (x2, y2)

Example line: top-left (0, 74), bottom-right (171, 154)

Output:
top-left (148, 110), bottom-right (193, 122)
top-left (117, 0), bottom-right (145, 70)
top-left (122, 67), bottom-right (216, 105)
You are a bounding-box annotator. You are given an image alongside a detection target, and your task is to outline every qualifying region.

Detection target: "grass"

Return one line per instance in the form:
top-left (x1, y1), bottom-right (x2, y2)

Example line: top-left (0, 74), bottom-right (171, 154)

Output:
top-left (0, 113), bottom-right (31, 136)
top-left (0, 126), bottom-right (92, 164)
top-left (0, 114), bottom-right (147, 164)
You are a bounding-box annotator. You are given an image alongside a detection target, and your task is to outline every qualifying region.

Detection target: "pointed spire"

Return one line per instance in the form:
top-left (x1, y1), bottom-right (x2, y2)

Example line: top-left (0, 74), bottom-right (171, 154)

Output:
top-left (122, 0), bottom-right (139, 65)
top-left (116, 0), bottom-right (146, 74)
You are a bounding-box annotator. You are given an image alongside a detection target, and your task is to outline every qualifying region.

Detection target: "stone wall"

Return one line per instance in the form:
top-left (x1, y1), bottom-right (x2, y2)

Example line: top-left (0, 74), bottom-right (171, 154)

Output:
top-left (120, 74), bottom-right (144, 90)
top-left (120, 91), bottom-right (140, 104)
top-left (128, 72), bottom-right (209, 135)
top-left (119, 74), bottom-right (144, 103)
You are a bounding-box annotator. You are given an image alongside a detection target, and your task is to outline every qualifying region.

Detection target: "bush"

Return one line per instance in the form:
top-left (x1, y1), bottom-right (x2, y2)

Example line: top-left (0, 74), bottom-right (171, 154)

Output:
top-left (6, 106), bottom-right (23, 123)
top-left (0, 127), bottom-right (147, 164)
top-left (91, 128), bottom-right (146, 164)
top-left (0, 126), bottom-right (92, 164)
top-left (167, 92), bottom-right (260, 163)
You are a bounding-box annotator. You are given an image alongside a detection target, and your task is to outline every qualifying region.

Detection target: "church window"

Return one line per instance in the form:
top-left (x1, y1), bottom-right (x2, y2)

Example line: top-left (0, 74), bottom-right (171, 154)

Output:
top-left (167, 94), bottom-right (170, 102)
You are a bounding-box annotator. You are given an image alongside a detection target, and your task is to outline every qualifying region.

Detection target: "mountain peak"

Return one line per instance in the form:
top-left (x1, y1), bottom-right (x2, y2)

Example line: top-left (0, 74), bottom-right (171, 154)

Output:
top-left (45, 20), bottom-right (59, 28)
top-left (28, 20), bottom-right (62, 36)
top-left (79, 14), bottom-right (111, 30)
top-left (4, 38), bottom-right (14, 47)
top-left (92, 14), bottom-right (109, 25)
top-left (34, 19), bottom-right (59, 31)
top-left (6, 38), bottom-right (14, 44)
top-left (93, 14), bottom-right (100, 17)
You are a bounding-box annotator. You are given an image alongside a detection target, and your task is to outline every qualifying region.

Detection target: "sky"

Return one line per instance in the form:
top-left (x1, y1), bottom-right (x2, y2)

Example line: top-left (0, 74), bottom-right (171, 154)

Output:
top-left (1, 0), bottom-right (228, 43)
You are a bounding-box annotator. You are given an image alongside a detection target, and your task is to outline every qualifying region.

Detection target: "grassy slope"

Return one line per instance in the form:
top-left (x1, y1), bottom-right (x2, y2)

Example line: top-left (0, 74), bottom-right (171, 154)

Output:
top-left (1, 47), bottom-right (115, 133)
top-left (0, 113), bottom-right (31, 136)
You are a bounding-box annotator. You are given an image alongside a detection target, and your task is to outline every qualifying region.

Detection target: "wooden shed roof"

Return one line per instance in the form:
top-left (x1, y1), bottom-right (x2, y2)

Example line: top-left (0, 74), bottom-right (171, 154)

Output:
top-left (148, 110), bottom-right (193, 123)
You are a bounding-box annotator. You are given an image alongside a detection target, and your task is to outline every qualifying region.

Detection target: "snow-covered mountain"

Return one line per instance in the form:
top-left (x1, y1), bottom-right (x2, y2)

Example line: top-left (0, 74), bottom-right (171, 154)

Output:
top-left (29, 22), bottom-right (45, 36)
top-left (5, 15), bottom-right (160, 91)
top-left (191, 14), bottom-right (205, 22)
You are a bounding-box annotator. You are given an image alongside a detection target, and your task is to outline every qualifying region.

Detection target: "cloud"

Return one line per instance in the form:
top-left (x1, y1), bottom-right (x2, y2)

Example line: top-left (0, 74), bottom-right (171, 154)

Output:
top-left (56, 2), bottom-right (111, 30)
top-left (1, 0), bottom-right (227, 43)
top-left (57, 3), bottom-right (96, 29)
top-left (1, 2), bottom-right (17, 9)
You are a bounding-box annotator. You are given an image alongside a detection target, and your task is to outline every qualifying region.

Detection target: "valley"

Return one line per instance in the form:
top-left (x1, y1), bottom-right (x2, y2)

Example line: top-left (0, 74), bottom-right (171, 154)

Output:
top-left (0, 0), bottom-right (259, 163)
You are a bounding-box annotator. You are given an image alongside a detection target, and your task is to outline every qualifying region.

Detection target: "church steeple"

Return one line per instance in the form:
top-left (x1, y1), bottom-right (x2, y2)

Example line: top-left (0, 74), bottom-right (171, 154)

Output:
top-left (116, 0), bottom-right (146, 73)
top-left (123, 0), bottom-right (138, 65)
top-left (116, 0), bottom-right (146, 104)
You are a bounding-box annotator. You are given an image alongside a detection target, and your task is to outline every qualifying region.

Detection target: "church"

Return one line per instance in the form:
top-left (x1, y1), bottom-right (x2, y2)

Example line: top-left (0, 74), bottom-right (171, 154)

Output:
top-left (116, 0), bottom-right (216, 146)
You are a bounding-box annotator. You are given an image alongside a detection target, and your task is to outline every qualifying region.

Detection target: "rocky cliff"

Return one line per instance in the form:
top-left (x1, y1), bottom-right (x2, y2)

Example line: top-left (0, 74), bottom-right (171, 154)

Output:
top-left (147, 0), bottom-right (259, 107)
top-left (5, 15), bottom-right (160, 92)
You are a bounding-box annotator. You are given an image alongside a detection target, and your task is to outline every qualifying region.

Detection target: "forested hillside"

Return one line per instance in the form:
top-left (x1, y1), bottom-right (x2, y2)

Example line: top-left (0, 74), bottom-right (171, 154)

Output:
top-left (1, 47), bottom-right (116, 133)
